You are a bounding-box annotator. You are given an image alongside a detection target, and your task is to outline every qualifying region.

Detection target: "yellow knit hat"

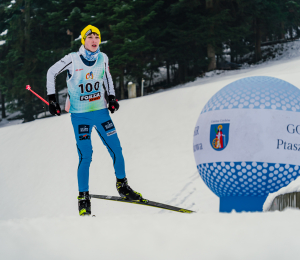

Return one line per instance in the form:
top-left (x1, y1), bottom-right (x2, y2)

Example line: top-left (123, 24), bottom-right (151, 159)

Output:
top-left (81, 25), bottom-right (101, 45)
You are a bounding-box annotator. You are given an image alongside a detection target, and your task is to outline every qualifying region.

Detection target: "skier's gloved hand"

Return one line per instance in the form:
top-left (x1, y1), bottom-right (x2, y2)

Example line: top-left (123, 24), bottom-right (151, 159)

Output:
top-left (108, 95), bottom-right (119, 113)
top-left (48, 94), bottom-right (61, 116)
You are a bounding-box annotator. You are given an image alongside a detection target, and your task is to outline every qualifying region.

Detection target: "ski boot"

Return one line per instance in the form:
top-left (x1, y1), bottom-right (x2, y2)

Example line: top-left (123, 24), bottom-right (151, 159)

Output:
top-left (78, 191), bottom-right (91, 216)
top-left (116, 178), bottom-right (143, 201)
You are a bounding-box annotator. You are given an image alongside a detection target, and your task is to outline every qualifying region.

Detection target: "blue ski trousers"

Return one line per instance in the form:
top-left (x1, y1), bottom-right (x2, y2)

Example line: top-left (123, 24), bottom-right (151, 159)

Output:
top-left (71, 109), bottom-right (126, 192)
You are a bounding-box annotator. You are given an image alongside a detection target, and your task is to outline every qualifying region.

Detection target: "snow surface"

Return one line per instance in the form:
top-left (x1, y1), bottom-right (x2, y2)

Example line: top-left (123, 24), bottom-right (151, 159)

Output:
top-left (74, 35), bottom-right (81, 41)
top-left (2, 41), bottom-right (300, 259)
top-left (263, 176), bottom-right (300, 211)
top-left (0, 29), bottom-right (8, 36)
top-left (0, 111), bottom-right (23, 128)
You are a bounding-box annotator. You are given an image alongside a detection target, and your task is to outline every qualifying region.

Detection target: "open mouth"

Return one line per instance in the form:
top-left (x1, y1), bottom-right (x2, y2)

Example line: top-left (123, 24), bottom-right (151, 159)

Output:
top-left (92, 44), bottom-right (97, 47)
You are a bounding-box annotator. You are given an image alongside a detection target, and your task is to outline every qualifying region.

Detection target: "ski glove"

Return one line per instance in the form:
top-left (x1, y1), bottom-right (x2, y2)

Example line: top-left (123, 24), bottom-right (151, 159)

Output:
top-left (48, 94), bottom-right (61, 116)
top-left (108, 95), bottom-right (119, 113)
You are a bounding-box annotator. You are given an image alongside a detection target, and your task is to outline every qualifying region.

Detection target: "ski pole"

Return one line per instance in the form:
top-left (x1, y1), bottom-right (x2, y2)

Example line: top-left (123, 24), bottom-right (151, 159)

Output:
top-left (26, 85), bottom-right (60, 115)
top-left (26, 85), bottom-right (49, 105)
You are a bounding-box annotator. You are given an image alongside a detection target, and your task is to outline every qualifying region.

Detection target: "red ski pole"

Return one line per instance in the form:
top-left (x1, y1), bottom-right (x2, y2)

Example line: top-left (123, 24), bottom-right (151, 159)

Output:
top-left (26, 85), bottom-right (60, 115)
top-left (26, 85), bottom-right (49, 105)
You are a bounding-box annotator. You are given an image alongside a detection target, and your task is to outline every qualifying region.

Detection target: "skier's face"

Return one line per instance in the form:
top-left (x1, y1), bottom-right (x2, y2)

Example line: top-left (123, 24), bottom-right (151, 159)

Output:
top-left (84, 33), bottom-right (100, 52)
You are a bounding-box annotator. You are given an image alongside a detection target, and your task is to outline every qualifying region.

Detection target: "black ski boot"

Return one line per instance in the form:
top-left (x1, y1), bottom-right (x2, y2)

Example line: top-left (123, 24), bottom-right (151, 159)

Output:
top-left (78, 191), bottom-right (91, 216)
top-left (116, 178), bottom-right (142, 201)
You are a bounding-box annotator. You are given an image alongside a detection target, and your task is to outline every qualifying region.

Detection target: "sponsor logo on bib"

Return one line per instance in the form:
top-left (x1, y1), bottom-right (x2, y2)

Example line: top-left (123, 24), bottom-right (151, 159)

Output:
top-left (80, 92), bottom-right (101, 102)
top-left (86, 71), bottom-right (94, 79)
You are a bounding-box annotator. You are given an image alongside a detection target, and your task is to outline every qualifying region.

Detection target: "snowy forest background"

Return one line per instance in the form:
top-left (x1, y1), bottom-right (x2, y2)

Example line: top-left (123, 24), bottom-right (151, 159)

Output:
top-left (1, 0), bottom-right (300, 122)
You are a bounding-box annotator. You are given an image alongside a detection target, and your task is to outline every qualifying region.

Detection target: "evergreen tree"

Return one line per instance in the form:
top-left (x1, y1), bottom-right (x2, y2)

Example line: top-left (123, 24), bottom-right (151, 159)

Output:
top-left (0, 1), bottom-right (11, 118)
top-left (238, 0), bottom-right (290, 62)
top-left (82, 0), bottom-right (162, 99)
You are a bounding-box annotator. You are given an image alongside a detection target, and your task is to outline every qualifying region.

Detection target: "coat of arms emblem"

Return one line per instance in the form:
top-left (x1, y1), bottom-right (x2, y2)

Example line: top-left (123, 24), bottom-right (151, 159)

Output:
top-left (210, 123), bottom-right (230, 151)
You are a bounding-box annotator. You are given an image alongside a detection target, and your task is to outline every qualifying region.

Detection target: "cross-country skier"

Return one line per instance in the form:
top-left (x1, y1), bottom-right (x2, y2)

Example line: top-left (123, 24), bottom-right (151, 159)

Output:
top-left (46, 25), bottom-right (142, 216)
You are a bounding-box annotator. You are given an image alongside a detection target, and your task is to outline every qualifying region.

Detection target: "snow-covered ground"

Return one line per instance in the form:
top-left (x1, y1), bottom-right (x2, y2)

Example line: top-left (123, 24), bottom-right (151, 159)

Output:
top-left (0, 111), bottom-right (23, 128)
top-left (2, 41), bottom-right (300, 259)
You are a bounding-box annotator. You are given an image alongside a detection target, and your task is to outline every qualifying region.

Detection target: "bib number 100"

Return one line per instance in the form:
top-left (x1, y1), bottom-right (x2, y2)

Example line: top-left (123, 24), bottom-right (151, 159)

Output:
top-left (78, 82), bottom-right (100, 93)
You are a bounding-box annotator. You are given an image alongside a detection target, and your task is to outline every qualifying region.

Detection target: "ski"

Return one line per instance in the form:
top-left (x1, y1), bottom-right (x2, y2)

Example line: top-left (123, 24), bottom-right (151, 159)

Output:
top-left (90, 194), bottom-right (195, 214)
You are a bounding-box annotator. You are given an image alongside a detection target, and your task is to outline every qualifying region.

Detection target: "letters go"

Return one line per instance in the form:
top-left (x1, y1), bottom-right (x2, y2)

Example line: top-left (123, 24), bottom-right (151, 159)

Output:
top-left (287, 124), bottom-right (300, 134)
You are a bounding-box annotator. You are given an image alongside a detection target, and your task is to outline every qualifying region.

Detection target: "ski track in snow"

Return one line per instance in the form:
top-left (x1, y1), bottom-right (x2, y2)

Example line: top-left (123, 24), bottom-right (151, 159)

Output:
top-left (166, 172), bottom-right (199, 205)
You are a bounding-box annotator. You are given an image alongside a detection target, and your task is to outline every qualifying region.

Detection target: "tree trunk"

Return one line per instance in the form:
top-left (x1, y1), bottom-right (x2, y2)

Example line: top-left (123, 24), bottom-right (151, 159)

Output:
top-left (230, 43), bottom-right (235, 63)
top-left (179, 61), bottom-right (186, 83)
top-left (184, 60), bottom-right (188, 82)
top-left (207, 43), bottom-right (216, 71)
top-left (281, 22), bottom-right (285, 40)
top-left (149, 69), bottom-right (153, 86)
top-left (206, 0), bottom-right (213, 8)
top-left (255, 18), bottom-right (262, 62)
top-left (166, 61), bottom-right (170, 86)
top-left (296, 26), bottom-right (300, 38)
top-left (206, 0), bottom-right (216, 71)
top-left (1, 93), bottom-right (6, 118)
top-left (24, 0), bottom-right (31, 55)
top-left (120, 69), bottom-right (124, 100)
top-left (23, 0), bottom-right (34, 122)
top-left (193, 58), bottom-right (197, 78)
top-left (23, 92), bottom-right (34, 122)
top-left (289, 27), bottom-right (293, 39)
top-left (178, 62), bottom-right (182, 83)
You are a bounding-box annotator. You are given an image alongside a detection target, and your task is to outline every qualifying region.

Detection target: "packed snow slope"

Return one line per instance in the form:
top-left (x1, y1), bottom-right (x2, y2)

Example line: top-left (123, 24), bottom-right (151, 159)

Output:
top-left (2, 41), bottom-right (300, 259)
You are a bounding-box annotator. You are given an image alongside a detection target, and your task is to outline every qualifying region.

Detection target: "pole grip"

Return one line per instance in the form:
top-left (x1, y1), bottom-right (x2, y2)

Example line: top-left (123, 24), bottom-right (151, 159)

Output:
top-left (111, 99), bottom-right (118, 110)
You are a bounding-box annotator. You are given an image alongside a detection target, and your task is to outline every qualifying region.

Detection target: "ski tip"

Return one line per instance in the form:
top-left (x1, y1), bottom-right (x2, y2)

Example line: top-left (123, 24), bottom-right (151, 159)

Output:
top-left (178, 209), bottom-right (195, 214)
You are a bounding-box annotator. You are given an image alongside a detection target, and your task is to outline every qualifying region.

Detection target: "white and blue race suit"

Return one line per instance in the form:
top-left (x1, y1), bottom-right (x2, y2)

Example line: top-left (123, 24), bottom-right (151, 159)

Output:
top-left (47, 48), bottom-right (126, 192)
